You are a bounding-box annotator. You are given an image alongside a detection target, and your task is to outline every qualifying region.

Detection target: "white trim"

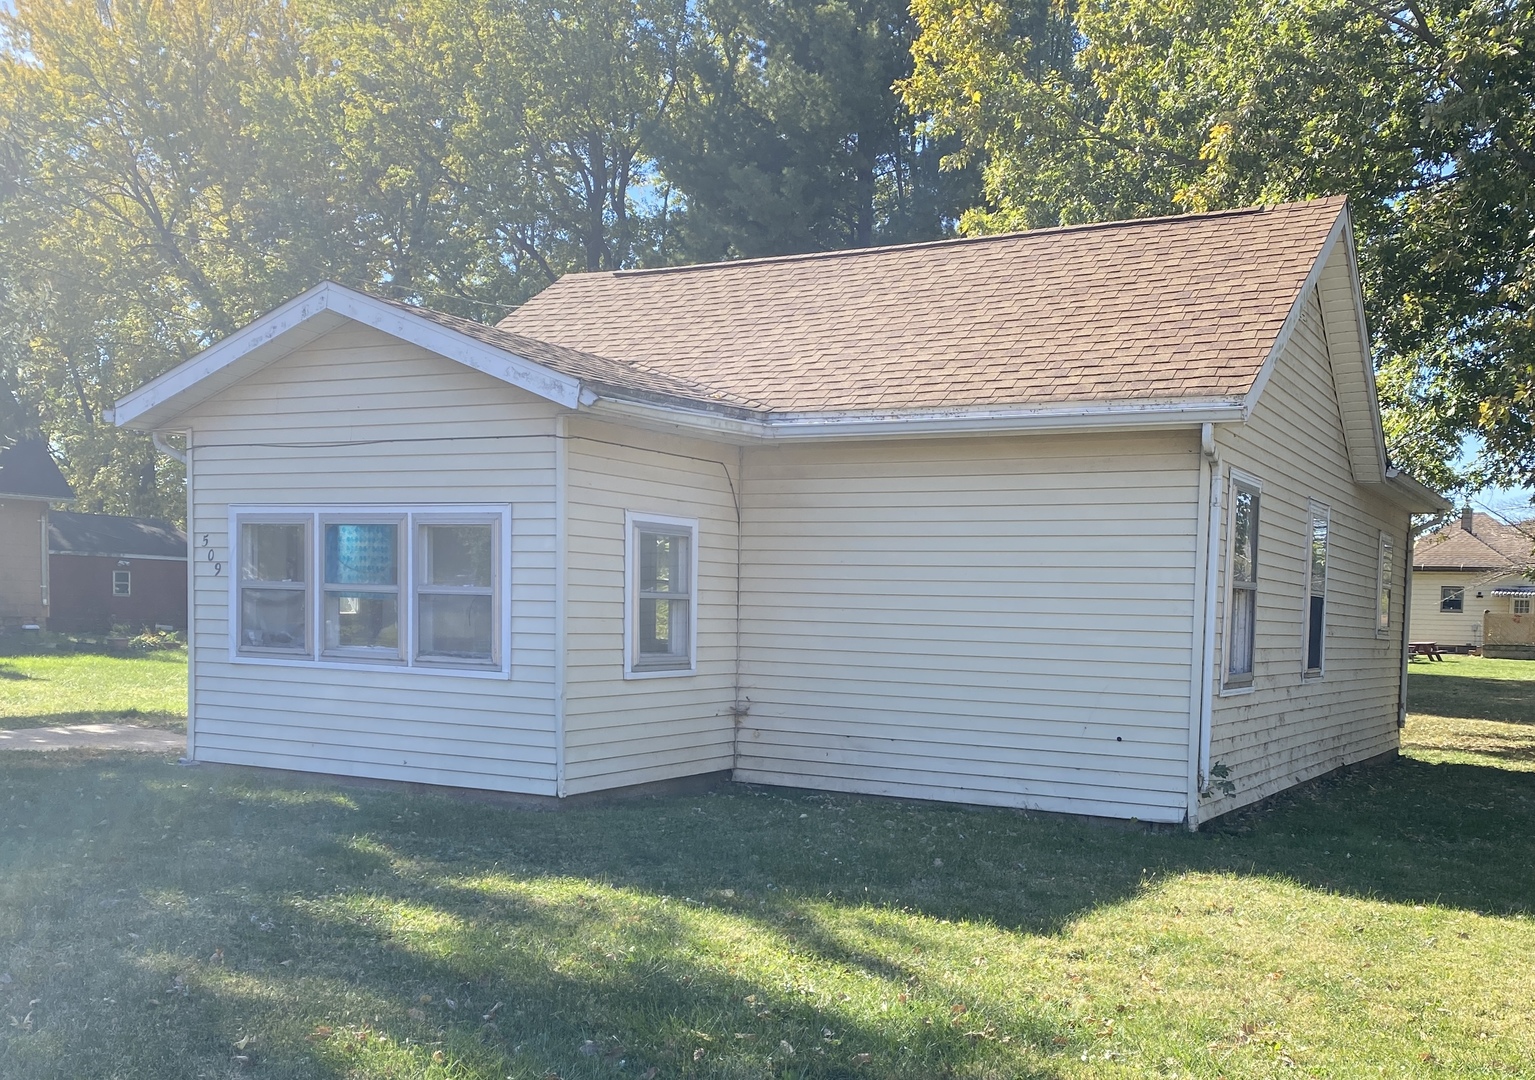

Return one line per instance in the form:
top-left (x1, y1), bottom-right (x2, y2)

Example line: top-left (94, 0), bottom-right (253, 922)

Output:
top-left (586, 395), bottom-right (1248, 444)
top-left (1376, 530), bottom-right (1395, 638)
top-left (1188, 425), bottom-right (1216, 829)
top-left (113, 283), bottom-right (582, 429)
top-left (1302, 499), bottom-right (1330, 679)
top-left (185, 436), bottom-right (197, 762)
top-left (553, 414), bottom-right (570, 797)
top-left (112, 569), bottom-right (132, 597)
top-left (623, 510), bottom-right (699, 679)
top-left (226, 503), bottom-right (512, 678)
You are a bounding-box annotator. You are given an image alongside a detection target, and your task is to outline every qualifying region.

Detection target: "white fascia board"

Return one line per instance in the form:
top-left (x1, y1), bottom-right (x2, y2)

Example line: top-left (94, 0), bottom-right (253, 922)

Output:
top-left (113, 282), bottom-right (582, 430)
top-left (1379, 469), bottom-right (1454, 514)
top-left (585, 393), bottom-right (1247, 442)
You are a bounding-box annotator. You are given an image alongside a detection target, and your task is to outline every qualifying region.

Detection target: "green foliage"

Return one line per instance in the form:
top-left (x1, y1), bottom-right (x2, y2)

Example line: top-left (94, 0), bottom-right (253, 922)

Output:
top-left (904, 0), bottom-right (1535, 491)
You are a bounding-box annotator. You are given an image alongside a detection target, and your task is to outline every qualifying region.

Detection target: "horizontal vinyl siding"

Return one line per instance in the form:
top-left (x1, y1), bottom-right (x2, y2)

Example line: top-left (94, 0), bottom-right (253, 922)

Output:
top-left (182, 324), bottom-right (561, 795)
top-left (0, 502), bottom-right (45, 625)
top-left (1208, 283), bottom-right (1408, 814)
top-left (560, 418), bottom-right (739, 794)
top-left (1408, 571), bottom-right (1526, 647)
top-left (735, 432), bottom-right (1200, 823)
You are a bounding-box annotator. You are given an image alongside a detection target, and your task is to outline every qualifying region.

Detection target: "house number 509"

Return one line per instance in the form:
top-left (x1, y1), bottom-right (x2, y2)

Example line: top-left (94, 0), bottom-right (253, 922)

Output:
top-left (202, 534), bottom-right (223, 576)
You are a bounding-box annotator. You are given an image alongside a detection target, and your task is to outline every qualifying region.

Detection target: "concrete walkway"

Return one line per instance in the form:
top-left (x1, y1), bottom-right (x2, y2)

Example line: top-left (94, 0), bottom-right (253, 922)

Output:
top-left (0, 724), bottom-right (185, 752)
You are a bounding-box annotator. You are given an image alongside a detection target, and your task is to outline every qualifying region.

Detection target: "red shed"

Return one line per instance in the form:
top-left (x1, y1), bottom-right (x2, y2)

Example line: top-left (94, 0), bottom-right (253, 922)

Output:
top-left (48, 512), bottom-right (188, 633)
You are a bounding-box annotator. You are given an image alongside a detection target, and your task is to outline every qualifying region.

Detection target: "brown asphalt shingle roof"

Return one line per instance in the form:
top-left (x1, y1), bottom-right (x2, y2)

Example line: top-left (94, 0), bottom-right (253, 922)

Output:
top-left (499, 197), bottom-right (1346, 415)
top-left (1414, 513), bottom-right (1535, 571)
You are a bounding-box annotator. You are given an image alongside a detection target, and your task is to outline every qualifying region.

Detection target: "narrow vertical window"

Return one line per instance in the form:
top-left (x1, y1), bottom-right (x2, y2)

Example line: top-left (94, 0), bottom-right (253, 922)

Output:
top-left (112, 569), bottom-right (132, 597)
top-left (626, 513), bottom-right (697, 676)
top-left (1305, 501), bottom-right (1329, 675)
top-left (238, 519), bottom-right (309, 653)
top-left (1376, 532), bottom-right (1394, 634)
top-left (416, 520), bottom-right (497, 665)
top-left (322, 519), bottom-right (402, 660)
top-left (1224, 477), bottom-right (1260, 687)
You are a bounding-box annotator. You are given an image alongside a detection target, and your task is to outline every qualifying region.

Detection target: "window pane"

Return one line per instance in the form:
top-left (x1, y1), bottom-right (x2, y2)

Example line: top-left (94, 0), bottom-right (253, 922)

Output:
top-left (242, 523), bottom-right (305, 582)
top-left (1441, 587), bottom-right (1464, 613)
top-left (639, 530), bottom-right (688, 594)
top-left (423, 525), bottom-right (493, 587)
top-left (1306, 594), bottom-right (1325, 670)
top-left (1228, 588), bottom-right (1255, 677)
top-left (1378, 537), bottom-right (1393, 630)
top-left (324, 592), bottom-right (398, 651)
top-left (1310, 512), bottom-right (1328, 596)
top-left (241, 588), bottom-right (306, 650)
top-left (1231, 486), bottom-right (1257, 584)
top-left (419, 594), bottom-right (494, 660)
top-left (639, 597), bottom-right (689, 658)
top-left (325, 523), bottom-right (398, 585)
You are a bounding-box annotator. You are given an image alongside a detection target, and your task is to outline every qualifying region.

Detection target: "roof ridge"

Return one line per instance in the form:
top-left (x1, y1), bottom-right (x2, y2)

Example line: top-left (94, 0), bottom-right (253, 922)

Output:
top-left (603, 197), bottom-right (1344, 280)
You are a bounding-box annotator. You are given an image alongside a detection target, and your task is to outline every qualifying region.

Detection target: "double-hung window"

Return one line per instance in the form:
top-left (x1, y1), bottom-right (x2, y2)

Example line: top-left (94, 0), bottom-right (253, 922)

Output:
top-left (625, 512), bottom-right (697, 677)
top-left (112, 569), bottom-right (132, 597)
top-left (231, 507), bottom-right (507, 674)
top-left (1304, 501), bottom-right (1329, 676)
top-left (1376, 531), bottom-right (1394, 635)
top-left (1224, 475), bottom-right (1261, 688)
top-left (1440, 586), bottom-right (1464, 613)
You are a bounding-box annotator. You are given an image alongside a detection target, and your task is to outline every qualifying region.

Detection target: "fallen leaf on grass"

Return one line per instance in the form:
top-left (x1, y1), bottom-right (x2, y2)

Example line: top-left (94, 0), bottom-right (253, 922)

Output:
top-left (851, 1052), bottom-right (873, 1065)
top-left (641, 1069), bottom-right (658, 1080)
top-left (693, 1047), bottom-right (705, 1061)
top-left (779, 1040), bottom-right (795, 1056)
top-left (408, 1008), bottom-right (426, 1022)
top-left (308, 1026), bottom-right (333, 1040)
top-left (233, 1035), bottom-right (255, 1051)
top-left (579, 1040), bottom-right (601, 1056)
top-left (432, 1050), bottom-right (445, 1063)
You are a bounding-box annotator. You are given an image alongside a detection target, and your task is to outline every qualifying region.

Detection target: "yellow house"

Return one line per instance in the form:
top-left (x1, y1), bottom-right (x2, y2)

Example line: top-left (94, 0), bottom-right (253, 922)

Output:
top-left (113, 197), bottom-right (1447, 828)
top-left (1410, 510), bottom-right (1535, 648)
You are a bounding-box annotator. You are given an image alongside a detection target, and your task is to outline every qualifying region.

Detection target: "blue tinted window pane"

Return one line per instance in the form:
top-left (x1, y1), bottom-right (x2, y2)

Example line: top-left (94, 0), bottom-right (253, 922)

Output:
top-left (325, 524), bottom-right (397, 585)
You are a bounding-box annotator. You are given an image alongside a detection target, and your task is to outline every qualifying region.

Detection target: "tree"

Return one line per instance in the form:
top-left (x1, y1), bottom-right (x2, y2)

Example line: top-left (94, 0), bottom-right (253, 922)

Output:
top-left (903, 0), bottom-right (1535, 494)
top-left (649, 0), bottom-right (978, 260)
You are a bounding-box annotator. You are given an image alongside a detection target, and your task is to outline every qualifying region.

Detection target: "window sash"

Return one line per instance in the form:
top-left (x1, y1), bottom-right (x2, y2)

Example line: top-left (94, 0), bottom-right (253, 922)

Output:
top-left (1440, 587), bottom-right (1464, 613)
top-left (112, 570), bottom-right (131, 597)
top-left (1224, 477), bottom-right (1260, 687)
top-left (627, 515), bottom-right (697, 675)
top-left (415, 518), bottom-right (499, 666)
top-left (1516, 598), bottom-right (1532, 615)
top-left (237, 518), bottom-right (311, 655)
top-left (1305, 502), bottom-right (1329, 675)
top-left (321, 518), bottom-right (403, 661)
top-left (1376, 532), bottom-right (1394, 634)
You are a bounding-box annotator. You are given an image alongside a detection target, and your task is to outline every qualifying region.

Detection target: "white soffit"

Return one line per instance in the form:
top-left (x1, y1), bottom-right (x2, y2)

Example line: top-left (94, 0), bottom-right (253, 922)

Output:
top-left (112, 282), bottom-right (583, 430)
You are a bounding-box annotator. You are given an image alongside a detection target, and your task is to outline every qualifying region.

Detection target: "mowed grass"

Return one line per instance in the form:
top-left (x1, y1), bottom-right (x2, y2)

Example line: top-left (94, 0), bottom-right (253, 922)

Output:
top-left (0, 668), bottom-right (1530, 1077)
top-left (0, 649), bottom-right (186, 730)
top-left (1404, 653), bottom-right (1535, 771)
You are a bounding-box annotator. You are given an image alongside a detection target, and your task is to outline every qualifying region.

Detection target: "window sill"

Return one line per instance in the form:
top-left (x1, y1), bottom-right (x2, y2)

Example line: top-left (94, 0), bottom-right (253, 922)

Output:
top-left (624, 663), bottom-right (696, 681)
top-left (228, 653), bottom-right (511, 680)
top-left (1219, 682), bottom-right (1255, 698)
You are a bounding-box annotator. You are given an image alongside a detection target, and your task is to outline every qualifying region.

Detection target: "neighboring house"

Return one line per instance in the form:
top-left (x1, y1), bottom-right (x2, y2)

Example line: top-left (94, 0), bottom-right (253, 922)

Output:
top-left (48, 511), bottom-right (189, 634)
top-left (1410, 509), bottom-right (1535, 648)
top-left (0, 437), bottom-right (74, 630)
top-left (112, 196), bottom-right (1448, 829)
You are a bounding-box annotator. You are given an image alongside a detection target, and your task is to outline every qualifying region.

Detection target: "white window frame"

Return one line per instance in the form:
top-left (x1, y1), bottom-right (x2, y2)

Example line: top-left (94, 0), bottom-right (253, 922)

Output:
top-left (228, 505), bottom-right (512, 679)
top-left (413, 513), bottom-right (503, 670)
top-left (1221, 470), bottom-right (1261, 694)
top-left (320, 514), bottom-right (405, 664)
top-left (1515, 598), bottom-right (1531, 616)
top-left (624, 511), bottom-right (699, 679)
top-left (1302, 500), bottom-right (1330, 679)
top-left (1376, 531), bottom-right (1394, 636)
top-left (112, 569), bottom-right (132, 597)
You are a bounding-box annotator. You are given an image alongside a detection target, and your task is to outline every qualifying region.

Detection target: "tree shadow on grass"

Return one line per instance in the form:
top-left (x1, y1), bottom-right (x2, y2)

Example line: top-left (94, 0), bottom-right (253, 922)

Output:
top-left (2, 751), bottom-right (1533, 1078)
top-left (1407, 672), bottom-right (1535, 724)
top-left (0, 662), bottom-right (30, 680)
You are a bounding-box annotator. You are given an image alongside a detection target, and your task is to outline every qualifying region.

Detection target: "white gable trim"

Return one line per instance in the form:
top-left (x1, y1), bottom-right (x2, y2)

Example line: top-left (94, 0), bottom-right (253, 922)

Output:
top-left (113, 282), bottom-right (582, 429)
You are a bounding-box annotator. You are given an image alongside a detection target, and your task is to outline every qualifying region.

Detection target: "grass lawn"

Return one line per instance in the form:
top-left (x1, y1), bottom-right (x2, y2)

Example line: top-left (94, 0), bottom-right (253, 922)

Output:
top-left (0, 649), bottom-right (186, 731)
top-left (0, 663), bottom-right (1531, 1077)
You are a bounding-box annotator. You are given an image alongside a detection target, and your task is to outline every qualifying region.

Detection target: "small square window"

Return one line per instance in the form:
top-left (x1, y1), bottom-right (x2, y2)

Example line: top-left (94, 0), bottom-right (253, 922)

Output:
top-left (1440, 587), bottom-right (1465, 613)
top-left (1515, 598), bottom-right (1531, 615)
top-left (112, 569), bottom-right (131, 597)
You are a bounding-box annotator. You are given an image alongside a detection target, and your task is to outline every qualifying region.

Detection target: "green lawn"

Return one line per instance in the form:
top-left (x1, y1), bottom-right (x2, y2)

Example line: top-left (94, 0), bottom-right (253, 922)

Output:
top-left (0, 662), bottom-right (1531, 1078)
top-left (1404, 653), bottom-right (1535, 771)
top-left (0, 649), bottom-right (186, 730)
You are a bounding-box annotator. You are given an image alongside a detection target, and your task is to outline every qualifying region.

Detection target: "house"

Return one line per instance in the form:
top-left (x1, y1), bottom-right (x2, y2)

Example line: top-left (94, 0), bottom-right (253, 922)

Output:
top-left (111, 196), bottom-right (1448, 828)
top-left (0, 437), bottom-right (74, 631)
top-left (1410, 509), bottom-right (1534, 648)
top-left (47, 511), bottom-right (189, 634)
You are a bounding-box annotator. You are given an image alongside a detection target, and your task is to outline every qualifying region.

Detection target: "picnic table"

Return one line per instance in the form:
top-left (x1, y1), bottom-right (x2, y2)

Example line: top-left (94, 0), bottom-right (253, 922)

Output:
top-left (1409, 641), bottom-right (1445, 661)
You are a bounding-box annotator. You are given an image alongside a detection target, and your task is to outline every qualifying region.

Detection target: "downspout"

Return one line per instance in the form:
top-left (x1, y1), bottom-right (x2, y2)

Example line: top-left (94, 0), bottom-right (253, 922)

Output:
top-left (183, 436), bottom-right (196, 763)
top-left (1398, 519), bottom-right (1425, 731)
top-left (153, 431), bottom-right (188, 465)
top-left (1194, 423), bottom-right (1223, 828)
top-left (39, 506), bottom-right (49, 628)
